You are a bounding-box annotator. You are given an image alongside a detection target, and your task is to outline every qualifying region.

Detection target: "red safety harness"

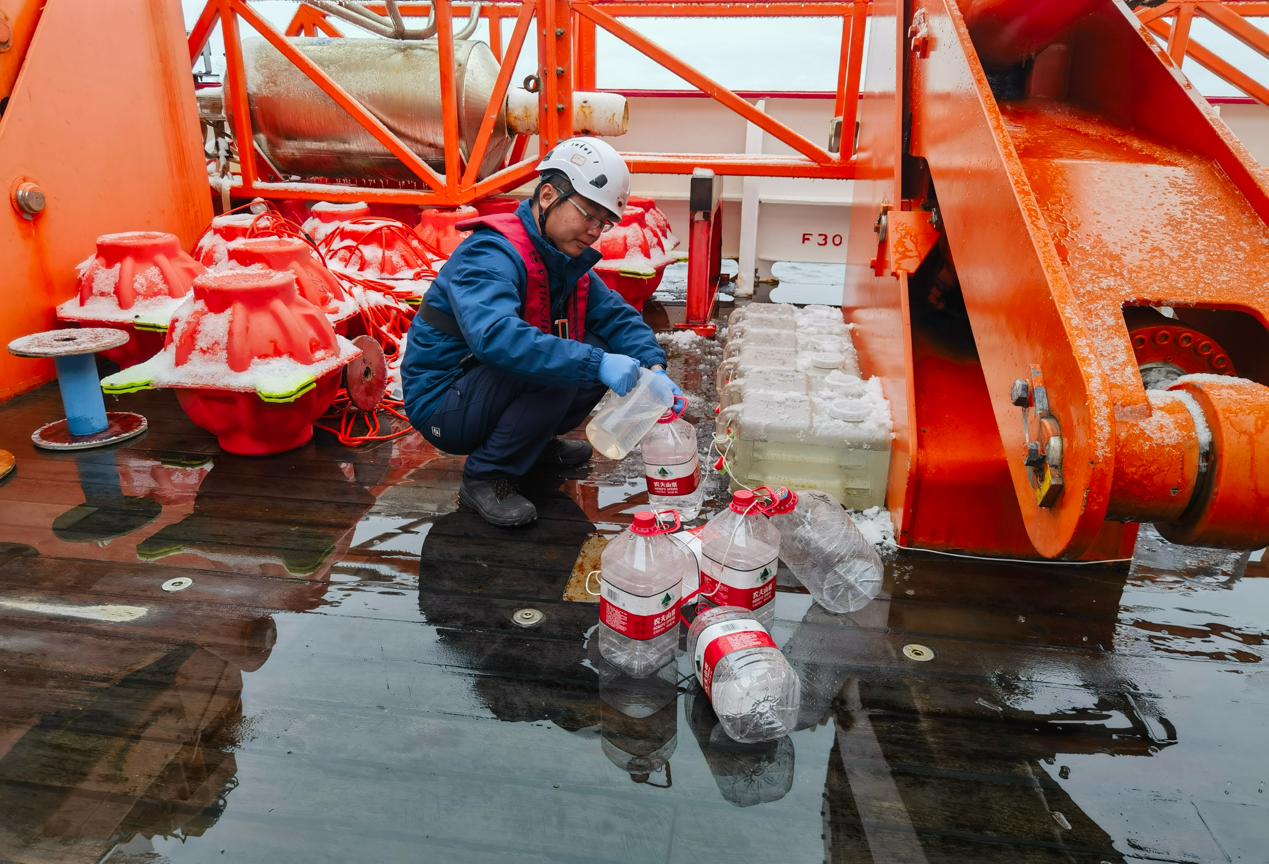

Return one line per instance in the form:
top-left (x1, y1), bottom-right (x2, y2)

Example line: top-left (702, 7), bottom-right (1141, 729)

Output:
top-left (455, 213), bottom-right (590, 342)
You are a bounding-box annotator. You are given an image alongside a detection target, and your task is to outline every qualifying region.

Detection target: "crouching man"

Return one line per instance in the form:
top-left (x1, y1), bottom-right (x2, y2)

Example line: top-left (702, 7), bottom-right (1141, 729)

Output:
top-left (402, 137), bottom-right (681, 527)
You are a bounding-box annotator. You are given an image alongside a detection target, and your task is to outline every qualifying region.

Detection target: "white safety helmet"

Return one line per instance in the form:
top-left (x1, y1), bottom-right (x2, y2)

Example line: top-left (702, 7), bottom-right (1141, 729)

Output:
top-left (536, 137), bottom-right (631, 219)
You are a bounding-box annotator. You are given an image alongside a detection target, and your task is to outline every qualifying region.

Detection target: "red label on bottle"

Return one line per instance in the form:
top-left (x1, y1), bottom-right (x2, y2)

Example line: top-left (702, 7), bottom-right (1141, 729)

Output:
top-left (599, 580), bottom-right (681, 640)
top-left (695, 618), bottom-right (777, 697)
top-left (700, 553), bottom-right (778, 611)
top-left (645, 455), bottom-right (700, 497)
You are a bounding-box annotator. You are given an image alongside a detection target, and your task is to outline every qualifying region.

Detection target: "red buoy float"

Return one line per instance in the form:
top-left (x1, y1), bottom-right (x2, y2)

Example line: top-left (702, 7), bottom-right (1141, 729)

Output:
top-left (226, 237), bottom-right (359, 334)
top-left (57, 231), bottom-right (205, 368)
top-left (102, 269), bottom-right (360, 455)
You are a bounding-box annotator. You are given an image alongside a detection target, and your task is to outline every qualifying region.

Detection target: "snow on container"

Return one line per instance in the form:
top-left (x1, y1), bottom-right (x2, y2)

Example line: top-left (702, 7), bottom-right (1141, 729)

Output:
top-left (226, 237), bottom-right (359, 333)
top-left (727, 304), bottom-right (795, 329)
top-left (415, 206), bottom-right (478, 257)
top-left (320, 217), bottom-right (437, 306)
top-left (101, 270), bottom-right (360, 455)
top-left (720, 368), bottom-right (809, 410)
top-left (592, 196), bottom-right (681, 311)
top-left (721, 384), bottom-right (891, 510)
top-left (195, 211), bottom-right (296, 269)
top-left (302, 201), bottom-right (371, 244)
top-left (57, 232), bottom-right (206, 369)
top-left (716, 345), bottom-right (798, 394)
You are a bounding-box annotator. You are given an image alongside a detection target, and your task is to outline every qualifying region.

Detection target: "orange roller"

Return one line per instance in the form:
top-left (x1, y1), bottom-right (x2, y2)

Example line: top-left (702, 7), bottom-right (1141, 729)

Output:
top-left (1156, 377), bottom-right (1269, 550)
top-left (1106, 394), bottom-right (1201, 525)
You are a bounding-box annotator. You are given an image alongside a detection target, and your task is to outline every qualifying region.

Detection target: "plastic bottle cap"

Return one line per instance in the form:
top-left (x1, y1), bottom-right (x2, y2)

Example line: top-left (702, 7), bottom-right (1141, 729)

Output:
top-left (730, 489), bottom-right (756, 513)
top-left (830, 399), bottom-right (871, 422)
top-left (767, 488), bottom-right (798, 514)
top-left (630, 511), bottom-right (658, 534)
top-left (811, 352), bottom-right (845, 370)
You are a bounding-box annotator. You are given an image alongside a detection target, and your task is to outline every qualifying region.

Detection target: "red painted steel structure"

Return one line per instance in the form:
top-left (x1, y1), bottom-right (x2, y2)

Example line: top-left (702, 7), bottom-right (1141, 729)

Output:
top-left (845, 0), bottom-right (1269, 559)
top-left (186, 0), bottom-right (866, 210)
top-left (1137, 1), bottom-right (1269, 106)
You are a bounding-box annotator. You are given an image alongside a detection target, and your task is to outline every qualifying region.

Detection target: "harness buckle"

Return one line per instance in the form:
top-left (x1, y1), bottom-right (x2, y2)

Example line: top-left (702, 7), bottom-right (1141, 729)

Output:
top-left (554, 318), bottom-right (569, 340)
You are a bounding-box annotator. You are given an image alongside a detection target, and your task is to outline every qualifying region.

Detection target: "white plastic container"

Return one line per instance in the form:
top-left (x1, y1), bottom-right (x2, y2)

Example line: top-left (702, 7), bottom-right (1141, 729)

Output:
top-left (721, 383), bottom-right (891, 510)
top-left (716, 345), bottom-right (798, 393)
top-left (687, 605), bottom-right (801, 743)
top-left (587, 368), bottom-right (675, 460)
top-left (720, 368), bottom-right (809, 409)
top-left (697, 489), bottom-right (782, 629)
top-left (722, 327), bottom-right (799, 359)
top-left (641, 409), bottom-right (705, 521)
top-left (728, 303), bottom-right (796, 329)
top-left (598, 510), bottom-right (696, 677)
top-left (767, 487), bottom-right (884, 613)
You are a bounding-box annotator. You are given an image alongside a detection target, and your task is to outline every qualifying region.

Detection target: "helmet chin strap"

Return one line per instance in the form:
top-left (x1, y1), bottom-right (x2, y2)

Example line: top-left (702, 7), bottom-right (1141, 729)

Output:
top-left (535, 184), bottom-right (572, 248)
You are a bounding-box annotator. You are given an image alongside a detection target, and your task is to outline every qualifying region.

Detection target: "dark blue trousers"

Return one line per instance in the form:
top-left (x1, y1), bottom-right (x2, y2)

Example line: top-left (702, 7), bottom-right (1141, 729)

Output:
top-left (420, 342), bottom-right (609, 480)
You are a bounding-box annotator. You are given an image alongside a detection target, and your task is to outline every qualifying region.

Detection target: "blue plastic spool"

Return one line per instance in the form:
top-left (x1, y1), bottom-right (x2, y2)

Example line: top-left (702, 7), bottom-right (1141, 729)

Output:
top-left (7, 328), bottom-right (148, 450)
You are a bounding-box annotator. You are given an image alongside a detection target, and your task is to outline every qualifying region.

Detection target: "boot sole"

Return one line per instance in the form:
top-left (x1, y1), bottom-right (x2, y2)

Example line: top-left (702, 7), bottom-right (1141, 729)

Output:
top-left (457, 492), bottom-right (538, 527)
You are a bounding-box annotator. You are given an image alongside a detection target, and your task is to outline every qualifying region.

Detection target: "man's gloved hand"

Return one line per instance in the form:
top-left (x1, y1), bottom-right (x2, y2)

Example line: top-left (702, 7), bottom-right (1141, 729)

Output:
top-left (653, 368), bottom-right (683, 399)
top-left (598, 353), bottom-right (641, 396)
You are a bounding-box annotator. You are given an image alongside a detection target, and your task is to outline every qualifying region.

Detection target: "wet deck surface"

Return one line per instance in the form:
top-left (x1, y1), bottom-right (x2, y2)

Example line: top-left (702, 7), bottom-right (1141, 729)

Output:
top-left (2, 322), bottom-right (1268, 863)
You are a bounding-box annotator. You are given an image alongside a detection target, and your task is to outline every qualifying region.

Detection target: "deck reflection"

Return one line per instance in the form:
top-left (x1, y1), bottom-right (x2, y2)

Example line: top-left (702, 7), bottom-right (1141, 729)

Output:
top-left (0, 357), bottom-right (1266, 861)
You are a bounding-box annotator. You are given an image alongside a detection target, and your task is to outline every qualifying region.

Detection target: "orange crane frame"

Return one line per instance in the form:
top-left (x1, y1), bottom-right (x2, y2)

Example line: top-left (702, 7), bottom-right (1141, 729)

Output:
top-left (186, 0), bottom-right (866, 209)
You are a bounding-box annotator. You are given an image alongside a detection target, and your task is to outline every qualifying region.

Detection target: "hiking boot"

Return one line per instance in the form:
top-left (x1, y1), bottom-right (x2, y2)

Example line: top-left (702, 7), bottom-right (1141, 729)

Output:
top-left (535, 437), bottom-right (593, 468)
top-left (459, 476), bottom-right (537, 527)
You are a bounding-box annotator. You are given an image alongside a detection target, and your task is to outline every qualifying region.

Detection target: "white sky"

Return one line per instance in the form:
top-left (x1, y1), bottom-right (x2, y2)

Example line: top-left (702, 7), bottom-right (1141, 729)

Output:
top-left (183, 1), bottom-right (1268, 97)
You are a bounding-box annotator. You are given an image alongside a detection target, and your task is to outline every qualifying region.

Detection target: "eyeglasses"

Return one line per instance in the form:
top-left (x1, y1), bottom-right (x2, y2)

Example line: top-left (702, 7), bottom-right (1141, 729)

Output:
top-left (564, 195), bottom-right (618, 233)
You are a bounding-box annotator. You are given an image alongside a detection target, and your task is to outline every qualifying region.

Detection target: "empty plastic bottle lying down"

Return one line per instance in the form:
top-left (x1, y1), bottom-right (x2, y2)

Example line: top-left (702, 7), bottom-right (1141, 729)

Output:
top-left (687, 605), bottom-right (801, 744)
top-left (766, 487), bottom-right (884, 614)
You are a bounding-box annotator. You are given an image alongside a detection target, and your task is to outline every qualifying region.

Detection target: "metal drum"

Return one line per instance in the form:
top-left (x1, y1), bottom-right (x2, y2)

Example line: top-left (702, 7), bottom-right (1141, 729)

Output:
top-left (240, 36), bottom-right (511, 182)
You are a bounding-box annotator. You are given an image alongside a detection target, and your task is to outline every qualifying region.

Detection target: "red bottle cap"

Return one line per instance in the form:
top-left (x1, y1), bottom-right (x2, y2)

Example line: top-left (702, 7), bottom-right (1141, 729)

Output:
top-left (630, 511), bottom-right (659, 534)
top-left (766, 487), bottom-right (798, 515)
top-left (730, 489), bottom-right (756, 513)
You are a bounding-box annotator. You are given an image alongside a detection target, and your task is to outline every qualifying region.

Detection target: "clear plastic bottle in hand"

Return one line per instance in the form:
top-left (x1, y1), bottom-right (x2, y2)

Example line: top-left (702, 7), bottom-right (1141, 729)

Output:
top-left (641, 412), bottom-right (704, 521)
top-left (767, 487), bottom-right (883, 613)
top-left (697, 489), bottom-right (781, 629)
top-left (587, 368), bottom-right (675, 460)
top-left (688, 605), bottom-right (800, 743)
top-left (598, 510), bottom-right (696, 677)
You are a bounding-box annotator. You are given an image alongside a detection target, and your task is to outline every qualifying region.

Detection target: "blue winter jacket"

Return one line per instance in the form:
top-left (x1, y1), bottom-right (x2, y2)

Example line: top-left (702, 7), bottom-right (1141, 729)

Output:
top-left (401, 199), bottom-right (667, 426)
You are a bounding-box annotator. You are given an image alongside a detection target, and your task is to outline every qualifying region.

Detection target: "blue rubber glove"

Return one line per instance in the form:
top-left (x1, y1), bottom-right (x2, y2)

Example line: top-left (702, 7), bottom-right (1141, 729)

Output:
top-left (598, 353), bottom-right (640, 396)
top-left (653, 368), bottom-right (683, 399)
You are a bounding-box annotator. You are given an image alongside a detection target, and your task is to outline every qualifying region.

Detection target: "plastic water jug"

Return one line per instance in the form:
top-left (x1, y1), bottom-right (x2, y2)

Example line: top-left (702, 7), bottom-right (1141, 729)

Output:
top-left (587, 368), bottom-right (675, 460)
top-left (686, 689), bottom-right (795, 805)
top-left (641, 404), bottom-right (705, 520)
top-left (697, 489), bottom-right (782, 630)
top-left (598, 510), bottom-right (696, 677)
top-left (687, 605), bottom-right (801, 743)
top-left (767, 487), bottom-right (883, 613)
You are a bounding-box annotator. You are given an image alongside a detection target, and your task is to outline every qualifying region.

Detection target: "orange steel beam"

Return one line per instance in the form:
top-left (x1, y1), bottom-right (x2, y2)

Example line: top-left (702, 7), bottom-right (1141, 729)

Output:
top-left (834, 13), bottom-right (854, 120)
top-left (1145, 17), bottom-right (1269, 105)
top-left (621, 153), bottom-right (856, 177)
top-left (1168, 2), bottom-right (1195, 63)
top-left (1199, 1), bottom-right (1269, 57)
top-left (488, 11), bottom-right (503, 59)
top-left (229, 0), bottom-right (448, 194)
top-left (577, 15), bottom-right (598, 88)
top-left (575, 2), bottom-right (840, 164)
top-left (470, 158), bottom-right (542, 198)
top-left (188, 0), bottom-right (219, 62)
top-left (461, 0), bottom-right (536, 188)
top-left (220, 0), bottom-right (258, 187)
top-left (589, 2), bottom-right (859, 13)
top-left (435, 0), bottom-right (462, 192)
top-left (286, 5), bottom-right (344, 37)
top-left (840, 0), bottom-right (867, 147)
